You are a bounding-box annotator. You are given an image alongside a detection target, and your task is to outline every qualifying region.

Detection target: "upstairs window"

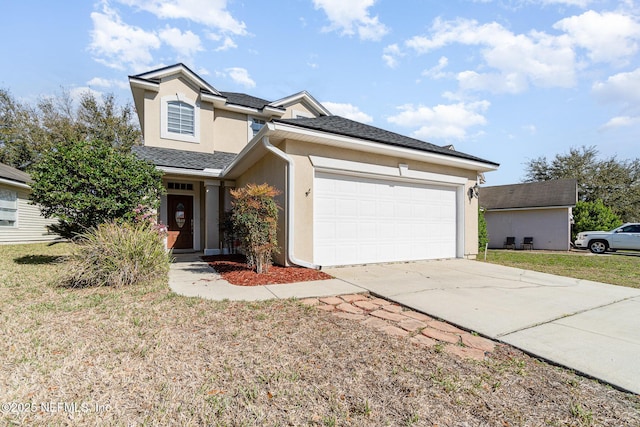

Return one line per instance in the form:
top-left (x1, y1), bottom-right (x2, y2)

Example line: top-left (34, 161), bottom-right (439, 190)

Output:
top-left (161, 94), bottom-right (199, 143)
top-left (249, 117), bottom-right (266, 139)
top-left (0, 189), bottom-right (17, 227)
top-left (167, 101), bottom-right (194, 136)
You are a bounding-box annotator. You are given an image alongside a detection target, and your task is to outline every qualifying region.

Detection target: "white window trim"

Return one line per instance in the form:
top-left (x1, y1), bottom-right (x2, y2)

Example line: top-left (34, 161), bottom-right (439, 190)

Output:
top-left (247, 116), bottom-right (266, 141)
top-left (0, 188), bottom-right (18, 228)
top-left (161, 94), bottom-right (200, 144)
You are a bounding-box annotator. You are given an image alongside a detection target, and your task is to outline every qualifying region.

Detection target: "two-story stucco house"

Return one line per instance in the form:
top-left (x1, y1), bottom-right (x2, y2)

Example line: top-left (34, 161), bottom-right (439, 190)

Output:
top-left (129, 63), bottom-right (499, 268)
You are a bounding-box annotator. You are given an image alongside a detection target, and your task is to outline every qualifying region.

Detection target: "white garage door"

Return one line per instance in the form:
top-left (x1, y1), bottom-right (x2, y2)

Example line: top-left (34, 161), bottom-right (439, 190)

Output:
top-left (314, 172), bottom-right (458, 266)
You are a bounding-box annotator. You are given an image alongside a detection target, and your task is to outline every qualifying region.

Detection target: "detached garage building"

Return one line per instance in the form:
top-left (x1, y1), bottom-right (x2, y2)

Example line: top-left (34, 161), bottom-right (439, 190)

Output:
top-left (480, 179), bottom-right (578, 251)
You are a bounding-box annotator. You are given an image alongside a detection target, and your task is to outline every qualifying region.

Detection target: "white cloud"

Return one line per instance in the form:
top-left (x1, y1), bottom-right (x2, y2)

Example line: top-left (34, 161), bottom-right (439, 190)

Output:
top-left (87, 77), bottom-right (129, 89)
top-left (421, 56), bottom-right (449, 79)
top-left (382, 44), bottom-right (403, 68)
top-left (405, 18), bottom-right (576, 94)
top-left (554, 10), bottom-right (640, 64)
top-left (116, 0), bottom-right (247, 35)
top-left (537, 0), bottom-right (592, 6)
top-left (89, 4), bottom-right (161, 71)
top-left (600, 115), bottom-right (640, 130)
top-left (313, 0), bottom-right (388, 41)
top-left (207, 32), bottom-right (238, 51)
top-left (321, 102), bottom-right (373, 123)
top-left (158, 27), bottom-right (203, 60)
top-left (224, 67), bottom-right (255, 88)
top-left (592, 68), bottom-right (640, 105)
top-left (70, 87), bottom-right (104, 105)
top-left (214, 36), bottom-right (238, 51)
top-left (387, 100), bottom-right (490, 141)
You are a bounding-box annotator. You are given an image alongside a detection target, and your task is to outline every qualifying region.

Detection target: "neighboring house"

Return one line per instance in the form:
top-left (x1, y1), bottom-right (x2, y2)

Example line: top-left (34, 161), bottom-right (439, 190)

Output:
top-left (480, 179), bottom-right (578, 251)
top-left (129, 63), bottom-right (499, 267)
top-left (0, 162), bottom-right (58, 244)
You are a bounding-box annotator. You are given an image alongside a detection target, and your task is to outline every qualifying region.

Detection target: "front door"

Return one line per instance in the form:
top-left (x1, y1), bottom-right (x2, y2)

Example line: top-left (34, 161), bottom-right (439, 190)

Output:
top-left (167, 195), bottom-right (193, 250)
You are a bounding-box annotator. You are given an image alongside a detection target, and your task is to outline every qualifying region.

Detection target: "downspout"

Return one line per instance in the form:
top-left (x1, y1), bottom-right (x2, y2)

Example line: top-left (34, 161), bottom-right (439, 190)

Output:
top-left (262, 136), bottom-right (321, 270)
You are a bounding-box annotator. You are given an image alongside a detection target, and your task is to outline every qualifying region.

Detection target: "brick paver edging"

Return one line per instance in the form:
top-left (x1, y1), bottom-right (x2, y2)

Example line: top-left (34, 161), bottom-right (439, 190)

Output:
top-left (300, 293), bottom-right (496, 361)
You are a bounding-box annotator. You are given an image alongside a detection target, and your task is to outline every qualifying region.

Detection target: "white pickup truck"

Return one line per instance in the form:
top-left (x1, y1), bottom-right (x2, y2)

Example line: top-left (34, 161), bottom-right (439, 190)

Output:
top-left (574, 223), bottom-right (640, 253)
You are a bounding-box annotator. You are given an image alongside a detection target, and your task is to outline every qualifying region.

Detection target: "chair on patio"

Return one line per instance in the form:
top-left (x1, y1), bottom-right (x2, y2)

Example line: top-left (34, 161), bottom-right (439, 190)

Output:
top-left (521, 237), bottom-right (534, 250)
top-left (503, 236), bottom-right (516, 249)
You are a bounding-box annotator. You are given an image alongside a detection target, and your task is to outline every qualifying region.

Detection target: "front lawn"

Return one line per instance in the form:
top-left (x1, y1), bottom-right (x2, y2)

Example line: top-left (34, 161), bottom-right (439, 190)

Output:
top-left (1, 243), bottom-right (639, 426)
top-left (479, 250), bottom-right (640, 288)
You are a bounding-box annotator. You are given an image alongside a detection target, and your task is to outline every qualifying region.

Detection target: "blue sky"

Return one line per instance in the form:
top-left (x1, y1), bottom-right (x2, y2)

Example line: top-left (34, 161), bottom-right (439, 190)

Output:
top-left (2, 0), bottom-right (640, 184)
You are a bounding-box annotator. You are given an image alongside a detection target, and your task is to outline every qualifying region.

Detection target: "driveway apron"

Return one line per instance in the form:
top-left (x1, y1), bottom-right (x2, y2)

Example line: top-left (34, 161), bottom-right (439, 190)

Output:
top-left (325, 259), bottom-right (640, 395)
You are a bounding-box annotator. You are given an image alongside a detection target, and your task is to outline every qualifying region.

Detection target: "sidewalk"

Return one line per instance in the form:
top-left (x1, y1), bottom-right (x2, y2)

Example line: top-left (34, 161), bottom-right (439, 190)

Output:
top-left (168, 253), bottom-right (365, 301)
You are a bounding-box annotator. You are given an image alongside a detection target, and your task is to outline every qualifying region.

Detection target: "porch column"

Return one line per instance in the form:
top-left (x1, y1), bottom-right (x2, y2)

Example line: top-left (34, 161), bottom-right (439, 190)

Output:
top-left (221, 181), bottom-right (236, 254)
top-left (204, 180), bottom-right (221, 255)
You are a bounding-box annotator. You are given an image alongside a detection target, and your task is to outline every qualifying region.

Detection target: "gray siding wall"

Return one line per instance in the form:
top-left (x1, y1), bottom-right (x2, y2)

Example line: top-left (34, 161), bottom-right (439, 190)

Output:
top-left (0, 184), bottom-right (58, 244)
top-left (485, 208), bottom-right (571, 251)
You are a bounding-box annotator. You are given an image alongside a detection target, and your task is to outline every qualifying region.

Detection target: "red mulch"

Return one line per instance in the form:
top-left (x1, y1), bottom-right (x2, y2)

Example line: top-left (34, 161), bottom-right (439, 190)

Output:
top-left (201, 254), bottom-right (332, 286)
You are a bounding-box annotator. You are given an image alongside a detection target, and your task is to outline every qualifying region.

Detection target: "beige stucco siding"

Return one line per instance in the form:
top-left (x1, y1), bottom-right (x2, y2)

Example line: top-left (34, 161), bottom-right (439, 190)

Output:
top-left (143, 76), bottom-right (216, 153)
top-left (0, 185), bottom-right (58, 244)
top-left (281, 102), bottom-right (316, 119)
top-left (485, 208), bottom-right (571, 251)
top-left (213, 110), bottom-right (251, 154)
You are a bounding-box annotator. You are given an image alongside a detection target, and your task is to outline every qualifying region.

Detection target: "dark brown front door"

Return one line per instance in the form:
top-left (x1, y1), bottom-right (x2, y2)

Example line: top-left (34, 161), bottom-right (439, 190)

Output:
top-left (167, 195), bottom-right (193, 249)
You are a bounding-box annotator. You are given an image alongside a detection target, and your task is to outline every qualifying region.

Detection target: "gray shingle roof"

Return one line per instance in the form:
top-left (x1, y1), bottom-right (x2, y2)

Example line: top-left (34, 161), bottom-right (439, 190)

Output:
top-left (220, 92), bottom-right (282, 111)
top-left (274, 116), bottom-right (499, 166)
top-left (0, 162), bottom-right (31, 184)
top-left (480, 179), bottom-right (578, 210)
top-left (131, 146), bottom-right (236, 171)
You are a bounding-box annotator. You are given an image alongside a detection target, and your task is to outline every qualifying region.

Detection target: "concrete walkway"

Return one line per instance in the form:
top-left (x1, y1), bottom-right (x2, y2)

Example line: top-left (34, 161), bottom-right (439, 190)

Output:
top-left (324, 259), bottom-right (640, 395)
top-left (169, 254), bottom-right (640, 395)
top-left (169, 253), bottom-right (365, 301)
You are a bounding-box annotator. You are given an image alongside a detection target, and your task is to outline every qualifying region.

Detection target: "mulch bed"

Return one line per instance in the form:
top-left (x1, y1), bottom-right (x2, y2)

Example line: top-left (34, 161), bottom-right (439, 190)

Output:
top-left (201, 254), bottom-right (332, 286)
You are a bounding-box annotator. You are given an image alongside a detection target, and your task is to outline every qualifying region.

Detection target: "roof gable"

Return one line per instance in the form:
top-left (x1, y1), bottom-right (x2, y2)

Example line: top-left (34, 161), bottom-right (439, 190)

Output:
top-left (270, 91), bottom-right (331, 117)
top-left (480, 179), bottom-right (578, 210)
top-left (132, 63), bottom-right (221, 96)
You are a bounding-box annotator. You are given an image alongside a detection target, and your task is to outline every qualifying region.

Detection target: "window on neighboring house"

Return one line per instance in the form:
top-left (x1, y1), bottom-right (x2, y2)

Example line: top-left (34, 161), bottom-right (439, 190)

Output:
top-left (0, 189), bottom-right (17, 227)
top-left (250, 117), bottom-right (266, 138)
top-left (167, 101), bottom-right (195, 136)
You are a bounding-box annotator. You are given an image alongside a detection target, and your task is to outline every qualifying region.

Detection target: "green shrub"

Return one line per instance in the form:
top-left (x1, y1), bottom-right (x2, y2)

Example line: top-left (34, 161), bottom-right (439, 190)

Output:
top-left (572, 199), bottom-right (623, 241)
top-left (478, 207), bottom-right (489, 250)
top-left (65, 221), bottom-right (171, 288)
top-left (230, 183), bottom-right (280, 274)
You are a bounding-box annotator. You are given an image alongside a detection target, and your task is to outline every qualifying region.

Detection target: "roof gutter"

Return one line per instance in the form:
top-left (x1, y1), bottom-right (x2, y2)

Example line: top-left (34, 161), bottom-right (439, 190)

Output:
top-left (261, 136), bottom-right (320, 270)
top-left (158, 166), bottom-right (223, 178)
top-left (0, 177), bottom-right (31, 189)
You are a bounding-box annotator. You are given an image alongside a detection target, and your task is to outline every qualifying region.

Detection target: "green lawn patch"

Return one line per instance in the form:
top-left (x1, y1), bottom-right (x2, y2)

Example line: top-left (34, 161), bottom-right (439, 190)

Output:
top-left (479, 250), bottom-right (640, 288)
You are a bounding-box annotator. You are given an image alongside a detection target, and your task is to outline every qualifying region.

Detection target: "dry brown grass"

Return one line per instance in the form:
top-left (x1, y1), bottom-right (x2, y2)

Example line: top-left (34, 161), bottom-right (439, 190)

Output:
top-left (1, 243), bottom-right (639, 426)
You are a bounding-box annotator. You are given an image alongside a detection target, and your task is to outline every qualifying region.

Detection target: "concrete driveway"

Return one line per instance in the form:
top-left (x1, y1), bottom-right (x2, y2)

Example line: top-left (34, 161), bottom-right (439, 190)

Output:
top-left (325, 259), bottom-right (640, 395)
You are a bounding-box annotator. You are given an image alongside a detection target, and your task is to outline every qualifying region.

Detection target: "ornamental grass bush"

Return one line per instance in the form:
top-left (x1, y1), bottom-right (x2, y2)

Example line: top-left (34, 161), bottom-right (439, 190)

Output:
top-left (65, 221), bottom-right (171, 288)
